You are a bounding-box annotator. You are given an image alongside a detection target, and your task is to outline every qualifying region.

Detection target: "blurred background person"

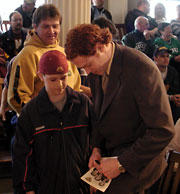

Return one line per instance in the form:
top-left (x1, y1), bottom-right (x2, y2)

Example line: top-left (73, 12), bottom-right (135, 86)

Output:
top-left (1, 11), bottom-right (27, 60)
top-left (122, 16), bottom-right (155, 59)
top-left (92, 17), bottom-right (120, 42)
top-left (91, 0), bottom-right (112, 22)
top-left (154, 46), bottom-right (180, 123)
top-left (171, 4), bottom-right (180, 40)
top-left (154, 22), bottom-right (180, 84)
top-left (154, 3), bottom-right (166, 24)
top-left (125, 0), bottom-right (158, 37)
top-left (15, 0), bottom-right (36, 29)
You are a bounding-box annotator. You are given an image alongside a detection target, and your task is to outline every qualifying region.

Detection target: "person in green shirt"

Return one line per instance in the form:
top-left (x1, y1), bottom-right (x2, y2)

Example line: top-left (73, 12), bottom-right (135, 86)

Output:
top-left (154, 22), bottom-right (180, 82)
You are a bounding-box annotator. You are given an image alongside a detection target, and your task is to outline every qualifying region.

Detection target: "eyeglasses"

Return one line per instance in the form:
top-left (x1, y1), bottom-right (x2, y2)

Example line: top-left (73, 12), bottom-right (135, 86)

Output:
top-left (11, 18), bottom-right (22, 22)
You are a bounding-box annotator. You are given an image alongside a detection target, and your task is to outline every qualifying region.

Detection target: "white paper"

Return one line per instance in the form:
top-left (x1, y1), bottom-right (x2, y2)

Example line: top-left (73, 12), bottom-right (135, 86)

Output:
top-left (81, 167), bottom-right (111, 192)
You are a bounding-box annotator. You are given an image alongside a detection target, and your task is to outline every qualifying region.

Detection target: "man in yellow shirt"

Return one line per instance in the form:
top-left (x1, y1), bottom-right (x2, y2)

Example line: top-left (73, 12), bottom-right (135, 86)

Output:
top-left (8, 4), bottom-right (81, 114)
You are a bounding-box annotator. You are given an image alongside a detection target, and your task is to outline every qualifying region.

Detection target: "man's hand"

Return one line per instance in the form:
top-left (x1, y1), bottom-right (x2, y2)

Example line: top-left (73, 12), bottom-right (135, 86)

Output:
top-left (143, 28), bottom-right (157, 40)
top-left (0, 107), bottom-right (6, 120)
top-left (26, 191), bottom-right (35, 194)
top-left (143, 30), bottom-right (152, 40)
top-left (88, 148), bottom-right (101, 169)
top-left (174, 55), bottom-right (180, 62)
top-left (99, 157), bottom-right (121, 179)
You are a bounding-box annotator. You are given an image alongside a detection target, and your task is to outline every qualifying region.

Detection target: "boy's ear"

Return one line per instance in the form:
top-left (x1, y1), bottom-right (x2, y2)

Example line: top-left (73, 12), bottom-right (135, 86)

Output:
top-left (38, 72), bottom-right (44, 82)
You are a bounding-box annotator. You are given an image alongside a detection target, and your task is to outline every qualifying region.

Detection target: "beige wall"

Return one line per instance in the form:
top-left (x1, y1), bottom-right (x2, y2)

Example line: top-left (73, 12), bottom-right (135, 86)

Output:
top-left (108, 0), bottom-right (128, 23)
top-left (128, 0), bottom-right (137, 11)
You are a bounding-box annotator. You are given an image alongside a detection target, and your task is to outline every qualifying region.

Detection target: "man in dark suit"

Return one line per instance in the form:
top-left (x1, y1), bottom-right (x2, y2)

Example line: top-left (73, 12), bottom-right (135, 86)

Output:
top-left (65, 24), bottom-right (175, 194)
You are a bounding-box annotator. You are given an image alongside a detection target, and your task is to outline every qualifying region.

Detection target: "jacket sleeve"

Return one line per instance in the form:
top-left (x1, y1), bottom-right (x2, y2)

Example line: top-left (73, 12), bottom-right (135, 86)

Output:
top-left (125, 12), bottom-right (135, 33)
top-left (121, 34), bottom-right (134, 47)
top-left (7, 49), bottom-right (39, 114)
top-left (13, 109), bottom-right (37, 193)
top-left (118, 56), bottom-right (175, 176)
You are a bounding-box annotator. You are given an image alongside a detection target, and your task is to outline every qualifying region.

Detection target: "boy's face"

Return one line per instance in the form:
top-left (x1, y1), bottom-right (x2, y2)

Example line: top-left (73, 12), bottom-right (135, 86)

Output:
top-left (161, 25), bottom-right (172, 36)
top-left (154, 52), bottom-right (170, 69)
top-left (34, 17), bottom-right (60, 45)
top-left (39, 73), bottom-right (68, 98)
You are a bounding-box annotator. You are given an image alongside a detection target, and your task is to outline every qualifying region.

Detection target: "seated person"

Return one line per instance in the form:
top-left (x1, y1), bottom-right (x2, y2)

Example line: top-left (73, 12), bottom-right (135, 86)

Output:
top-left (171, 4), bottom-right (180, 40)
top-left (91, 0), bottom-right (112, 22)
top-left (125, 0), bottom-right (158, 36)
top-left (15, 0), bottom-right (36, 29)
top-left (122, 16), bottom-right (155, 59)
top-left (154, 22), bottom-right (180, 83)
top-left (92, 17), bottom-right (120, 42)
top-left (154, 46), bottom-right (180, 123)
top-left (13, 50), bottom-right (95, 194)
top-left (1, 11), bottom-right (27, 60)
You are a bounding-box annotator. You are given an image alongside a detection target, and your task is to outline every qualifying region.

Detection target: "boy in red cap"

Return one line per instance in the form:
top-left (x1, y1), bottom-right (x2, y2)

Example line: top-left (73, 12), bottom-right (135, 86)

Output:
top-left (13, 50), bottom-right (94, 194)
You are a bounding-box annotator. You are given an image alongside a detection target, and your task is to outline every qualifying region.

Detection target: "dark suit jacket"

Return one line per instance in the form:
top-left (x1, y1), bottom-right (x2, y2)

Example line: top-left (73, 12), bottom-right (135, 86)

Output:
top-left (90, 43), bottom-right (175, 194)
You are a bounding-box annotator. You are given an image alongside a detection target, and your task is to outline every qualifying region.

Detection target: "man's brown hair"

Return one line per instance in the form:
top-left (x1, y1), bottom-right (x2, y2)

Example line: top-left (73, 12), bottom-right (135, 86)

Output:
top-left (32, 4), bottom-right (62, 26)
top-left (65, 24), bottom-right (112, 60)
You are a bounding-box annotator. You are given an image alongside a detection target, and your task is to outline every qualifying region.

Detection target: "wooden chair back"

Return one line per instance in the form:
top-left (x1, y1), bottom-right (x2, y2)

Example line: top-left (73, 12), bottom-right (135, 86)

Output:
top-left (115, 23), bottom-right (126, 40)
top-left (157, 150), bottom-right (180, 194)
top-left (1, 20), bottom-right (10, 32)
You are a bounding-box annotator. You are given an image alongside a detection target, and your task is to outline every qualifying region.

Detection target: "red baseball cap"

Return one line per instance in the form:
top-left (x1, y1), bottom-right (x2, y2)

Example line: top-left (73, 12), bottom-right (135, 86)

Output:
top-left (38, 50), bottom-right (68, 75)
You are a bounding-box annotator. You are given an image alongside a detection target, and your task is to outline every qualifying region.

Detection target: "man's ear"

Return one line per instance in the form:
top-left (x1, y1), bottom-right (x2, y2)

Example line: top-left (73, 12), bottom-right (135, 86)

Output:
top-left (96, 43), bottom-right (105, 53)
top-left (38, 72), bottom-right (44, 82)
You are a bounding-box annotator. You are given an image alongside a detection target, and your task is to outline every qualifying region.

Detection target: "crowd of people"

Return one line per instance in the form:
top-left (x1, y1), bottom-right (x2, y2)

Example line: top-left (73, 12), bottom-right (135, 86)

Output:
top-left (0, 0), bottom-right (179, 194)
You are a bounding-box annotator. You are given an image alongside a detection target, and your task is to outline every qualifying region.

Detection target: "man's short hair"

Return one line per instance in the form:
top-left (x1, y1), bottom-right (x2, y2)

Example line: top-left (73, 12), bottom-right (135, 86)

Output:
top-left (158, 22), bottom-right (170, 32)
top-left (32, 4), bottom-right (62, 26)
top-left (65, 24), bottom-right (112, 60)
top-left (137, 0), bottom-right (149, 8)
top-left (9, 11), bottom-right (21, 21)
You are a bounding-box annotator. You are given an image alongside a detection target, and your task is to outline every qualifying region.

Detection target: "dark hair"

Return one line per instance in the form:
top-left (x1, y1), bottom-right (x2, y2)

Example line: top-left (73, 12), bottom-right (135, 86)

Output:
top-left (65, 24), bottom-right (112, 60)
top-left (32, 4), bottom-right (62, 26)
top-left (9, 11), bottom-right (21, 21)
top-left (92, 17), bottom-right (119, 40)
top-left (158, 22), bottom-right (170, 32)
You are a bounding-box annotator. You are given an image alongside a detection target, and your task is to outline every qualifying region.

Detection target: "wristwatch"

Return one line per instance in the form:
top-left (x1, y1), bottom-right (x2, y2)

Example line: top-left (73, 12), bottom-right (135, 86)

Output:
top-left (117, 160), bottom-right (126, 173)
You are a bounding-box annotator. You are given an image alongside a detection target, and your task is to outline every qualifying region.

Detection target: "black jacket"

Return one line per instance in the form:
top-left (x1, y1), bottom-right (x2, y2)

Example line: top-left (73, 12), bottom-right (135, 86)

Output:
top-left (121, 30), bottom-right (155, 59)
top-left (15, 5), bottom-right (36, 29)
top-left (91, 6), bottom-right (112, 22)
top-left (0, 27), bottom-right (27, 60)
top-left (13, 86), bottom-right (95, 194)
top-left (125, 9), bottom-right (158, 33)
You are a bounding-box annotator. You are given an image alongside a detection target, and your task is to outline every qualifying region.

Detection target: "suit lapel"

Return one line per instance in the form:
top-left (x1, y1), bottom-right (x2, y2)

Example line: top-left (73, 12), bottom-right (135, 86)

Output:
top-left (89, 73), bottom-right (104, 118)
top-left (100, 44), bottom-right (123, 119)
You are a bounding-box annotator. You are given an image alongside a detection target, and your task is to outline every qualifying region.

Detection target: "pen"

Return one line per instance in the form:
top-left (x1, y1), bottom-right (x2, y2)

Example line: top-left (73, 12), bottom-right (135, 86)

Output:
top-left (95, 160), bottom-right (100, 164)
